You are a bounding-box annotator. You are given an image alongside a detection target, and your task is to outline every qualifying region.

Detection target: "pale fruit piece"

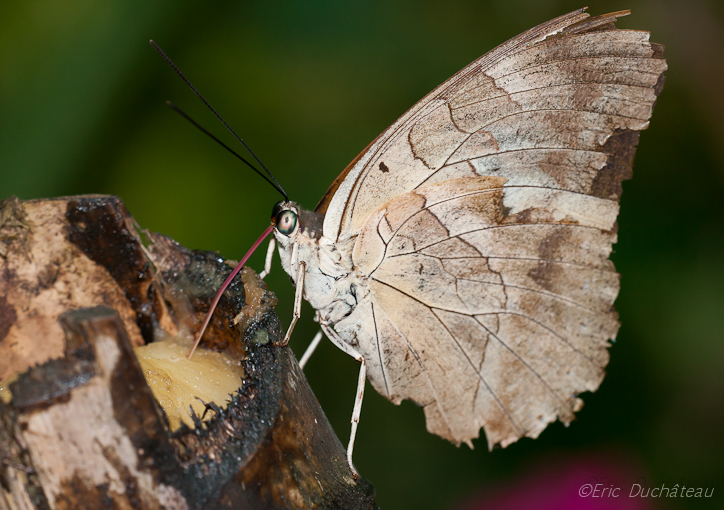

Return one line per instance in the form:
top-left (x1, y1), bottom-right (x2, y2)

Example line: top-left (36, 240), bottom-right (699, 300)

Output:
top-left (0, 373), bottom-right (18, 404)
top-left (134, 338), bottom-right (244, 431)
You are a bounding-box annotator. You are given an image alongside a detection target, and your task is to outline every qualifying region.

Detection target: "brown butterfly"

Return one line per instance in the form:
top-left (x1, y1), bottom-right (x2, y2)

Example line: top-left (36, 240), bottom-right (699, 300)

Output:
top-left (186, 7), bottom-right (666, 478)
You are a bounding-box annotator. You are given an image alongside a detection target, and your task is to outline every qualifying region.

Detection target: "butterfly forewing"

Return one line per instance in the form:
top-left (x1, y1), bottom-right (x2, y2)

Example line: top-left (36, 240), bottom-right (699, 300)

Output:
top-left (321, 10), bottom-right (665, 241)
top-left (322, 9), bottom-right (665, 449)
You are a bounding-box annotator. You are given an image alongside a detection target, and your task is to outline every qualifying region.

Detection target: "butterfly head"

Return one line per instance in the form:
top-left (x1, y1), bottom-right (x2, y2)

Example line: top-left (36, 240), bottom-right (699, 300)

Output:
top-left (271, 201), bottom-right (303, 252)
top-left (271, 200), bottom-right (324, 247)
top-left (271, 200), bottom-right (299, 237)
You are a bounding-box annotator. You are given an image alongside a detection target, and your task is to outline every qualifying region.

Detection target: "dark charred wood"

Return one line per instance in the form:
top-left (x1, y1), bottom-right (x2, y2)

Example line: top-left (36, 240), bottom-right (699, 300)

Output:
top-left (0, 195), bottom-right (378, 510)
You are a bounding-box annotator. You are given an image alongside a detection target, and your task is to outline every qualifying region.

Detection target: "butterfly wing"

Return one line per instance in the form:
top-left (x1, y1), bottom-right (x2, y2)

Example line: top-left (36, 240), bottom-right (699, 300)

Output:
top-left (337, 176), bottom-right (620, 447)
top-left (318, 8), bottom-right (666, 242)
top-left (322, 9), bottom-right (665, 448)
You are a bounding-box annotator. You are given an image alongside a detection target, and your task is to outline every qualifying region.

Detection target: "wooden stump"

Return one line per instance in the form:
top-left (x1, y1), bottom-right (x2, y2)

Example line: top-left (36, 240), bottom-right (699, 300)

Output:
top-left (0, 196), bottom-right (378, 510)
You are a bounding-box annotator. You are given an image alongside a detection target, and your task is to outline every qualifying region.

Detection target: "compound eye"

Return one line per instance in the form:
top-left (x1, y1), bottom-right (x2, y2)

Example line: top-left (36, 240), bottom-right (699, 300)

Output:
top-left (271, 200), bottom-right (285, 220)
top-left (275, 210), bottom-right (297, 236)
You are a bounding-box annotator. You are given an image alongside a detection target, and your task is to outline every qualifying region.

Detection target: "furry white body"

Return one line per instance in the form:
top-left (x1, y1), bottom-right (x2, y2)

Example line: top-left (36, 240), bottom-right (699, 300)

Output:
top-left (274, 222), bottom-right (366, 331)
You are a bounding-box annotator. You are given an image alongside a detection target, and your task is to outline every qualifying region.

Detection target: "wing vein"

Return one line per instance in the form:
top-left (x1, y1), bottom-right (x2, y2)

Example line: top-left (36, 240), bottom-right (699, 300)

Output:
top-left (475, 106), bottom-right (649, 132)
top-left (474, 316), bottom-right (576, 424)
top-left (342, 101), bottom-right (442, 238)
top-left (371, 303), bottom-right (391, 399)
top-left (429, 255), bottom-right (613, 273)
top-left (397, 222), bottom-right (606, 258)
top-left (456, 276), bottom-right (613, 319)
top-left (372, 279), bottom-right (523, 436)
top-left (491, 54), bottom-right (663, 83)
top-left (452, 82), bottom-right (658, 112)
top-left (477, 311), bottom-right (604, 370)
top-left (446, 146), bottom-right (604, 166)
top-left (373, 301), bottom-right (457, 436)
top-left (372, 273), bottom-right (611, 370)
top-left (380, 184), bottom-right (616, 268)
top-left (432, 309), bottom-right (523, 435)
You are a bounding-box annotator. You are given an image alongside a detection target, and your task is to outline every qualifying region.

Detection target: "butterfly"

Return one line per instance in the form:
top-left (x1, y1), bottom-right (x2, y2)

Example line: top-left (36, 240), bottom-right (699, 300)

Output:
top-left (182, 7), bottom-right (666, 478)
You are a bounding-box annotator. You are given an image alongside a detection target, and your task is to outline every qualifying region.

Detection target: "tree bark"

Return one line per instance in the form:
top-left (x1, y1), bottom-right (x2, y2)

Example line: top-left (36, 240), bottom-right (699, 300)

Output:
top-left (0, 196), bottom-right (378, 510)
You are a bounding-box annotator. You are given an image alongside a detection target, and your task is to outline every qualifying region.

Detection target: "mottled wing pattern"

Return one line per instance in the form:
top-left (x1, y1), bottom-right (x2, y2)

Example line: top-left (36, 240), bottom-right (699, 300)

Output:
top-left (340, 176), bottom-right (619, 447)
top-left (319, 8), bottom-right (666, 243)
top-left (325, 9), bottom-right (665, 448)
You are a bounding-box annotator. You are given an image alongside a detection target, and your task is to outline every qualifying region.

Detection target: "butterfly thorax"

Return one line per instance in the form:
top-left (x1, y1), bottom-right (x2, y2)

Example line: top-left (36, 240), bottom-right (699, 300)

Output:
top-left (274, 205), bottom-right (367, 326)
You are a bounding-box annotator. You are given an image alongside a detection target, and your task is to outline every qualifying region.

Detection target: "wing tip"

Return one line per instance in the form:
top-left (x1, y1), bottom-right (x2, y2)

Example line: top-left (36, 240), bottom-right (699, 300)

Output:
top-left (563, 9), bottom-right (630, 33)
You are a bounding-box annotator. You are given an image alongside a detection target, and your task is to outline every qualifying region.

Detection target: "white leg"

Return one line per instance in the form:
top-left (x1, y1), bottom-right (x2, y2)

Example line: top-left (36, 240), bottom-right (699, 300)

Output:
top-left (321, 323), bottom-right (365, 479)
top-left (258, 238), bottom-right (276, 279)
top-left (283, 261), bottom-right (305, 345)
top-left (298, 330), bottom-right (323, 369)
top-left (291, 240), bottom-right (299, 267)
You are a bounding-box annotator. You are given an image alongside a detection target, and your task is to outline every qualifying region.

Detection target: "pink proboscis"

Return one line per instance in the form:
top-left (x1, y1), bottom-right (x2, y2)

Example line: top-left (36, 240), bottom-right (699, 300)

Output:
top-left (187, 224), bottom-right (274, 359)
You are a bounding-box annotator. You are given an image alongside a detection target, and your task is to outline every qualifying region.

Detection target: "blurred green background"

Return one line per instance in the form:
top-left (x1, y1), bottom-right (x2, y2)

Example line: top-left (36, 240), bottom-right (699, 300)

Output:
top-left (1, 1), bottom-right (722, 509)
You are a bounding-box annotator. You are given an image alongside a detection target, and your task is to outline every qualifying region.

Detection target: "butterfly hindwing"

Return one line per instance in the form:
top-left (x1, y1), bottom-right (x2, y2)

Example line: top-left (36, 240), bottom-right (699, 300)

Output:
top-left (336, 176), bottom-right (617, 447)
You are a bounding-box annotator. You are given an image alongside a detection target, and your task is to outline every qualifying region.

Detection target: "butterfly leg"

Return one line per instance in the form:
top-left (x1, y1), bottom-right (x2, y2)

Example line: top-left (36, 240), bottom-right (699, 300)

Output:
top-left (258, 238), bottom-right (276, 279)
top-left (298, 330), bottom-right (323, 370)
top-left (320, 322), bottom-right (365, 479)
top-left (283, 261), bottom-right (305, 345)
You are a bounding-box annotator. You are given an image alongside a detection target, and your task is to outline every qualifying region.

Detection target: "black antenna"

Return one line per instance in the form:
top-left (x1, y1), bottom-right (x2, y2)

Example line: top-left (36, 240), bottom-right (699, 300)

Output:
top-left (150, 40), bottom-right (288, 201)
top-left (166, 101), bottom-right (285, 194)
